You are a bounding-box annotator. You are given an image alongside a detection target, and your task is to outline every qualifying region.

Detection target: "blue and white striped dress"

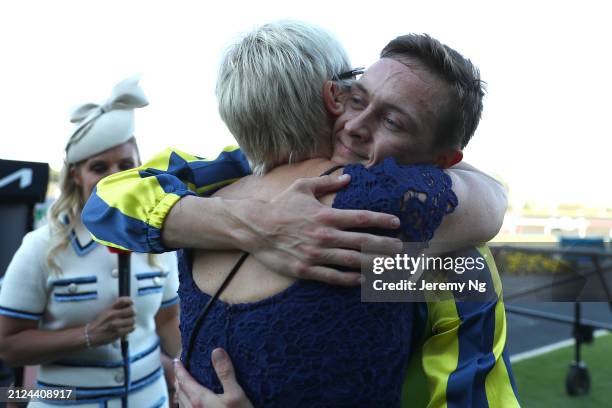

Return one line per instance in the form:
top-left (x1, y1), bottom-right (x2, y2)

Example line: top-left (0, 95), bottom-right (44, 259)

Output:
top-left (0, 220), bottom-right (179, 407)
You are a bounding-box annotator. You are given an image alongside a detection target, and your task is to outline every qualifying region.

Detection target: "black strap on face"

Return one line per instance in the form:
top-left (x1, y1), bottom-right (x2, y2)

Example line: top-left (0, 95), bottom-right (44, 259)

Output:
top-left (332, 67), bottom-right (365, 81)
top-left (183, 165), bottom-right (345, 371)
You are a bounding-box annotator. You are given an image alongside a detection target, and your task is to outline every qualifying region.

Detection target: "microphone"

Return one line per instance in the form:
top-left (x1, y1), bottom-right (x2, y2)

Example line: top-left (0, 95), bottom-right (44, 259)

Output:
top-left (117, 251), bottom-right (131, 298)
top-left (107, 247), bottom-right (131, 408)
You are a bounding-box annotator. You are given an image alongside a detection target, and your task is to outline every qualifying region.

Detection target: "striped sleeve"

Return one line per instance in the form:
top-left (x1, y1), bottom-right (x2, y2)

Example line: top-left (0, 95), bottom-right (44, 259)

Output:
top-left (82, 146), bottom-right (251, 253)
top-left (402, 245), bottom-right (520, 408)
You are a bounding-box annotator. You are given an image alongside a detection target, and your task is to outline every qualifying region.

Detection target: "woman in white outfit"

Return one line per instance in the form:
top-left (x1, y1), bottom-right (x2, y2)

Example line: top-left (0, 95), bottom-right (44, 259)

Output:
top-left (0, 77), bottom-right (180, 407)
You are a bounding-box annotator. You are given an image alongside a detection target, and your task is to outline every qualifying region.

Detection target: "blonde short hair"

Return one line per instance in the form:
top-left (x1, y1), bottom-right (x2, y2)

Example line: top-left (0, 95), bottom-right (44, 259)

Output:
top-left (216, 21), bottom-right (351, 175)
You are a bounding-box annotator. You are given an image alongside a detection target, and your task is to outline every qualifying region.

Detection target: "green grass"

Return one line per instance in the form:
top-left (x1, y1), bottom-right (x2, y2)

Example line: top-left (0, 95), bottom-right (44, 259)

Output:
top-left (512, 334), bottom-right (612, 407)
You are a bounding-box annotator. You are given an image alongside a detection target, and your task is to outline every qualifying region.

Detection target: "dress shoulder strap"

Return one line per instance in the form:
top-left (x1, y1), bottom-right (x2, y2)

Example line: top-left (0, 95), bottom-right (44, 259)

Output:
top-left (185, 164), bottom-right (345, 369)
top-left (320, 165), bottom-right (344, 176)
top-left (184, 252), bottom-right (249, 370)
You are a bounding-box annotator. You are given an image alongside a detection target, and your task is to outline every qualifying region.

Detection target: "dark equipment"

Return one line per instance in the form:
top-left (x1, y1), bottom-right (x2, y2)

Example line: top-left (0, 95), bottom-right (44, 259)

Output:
top-left (0, 159), bottom-right (49, 408)
top-left (116, 250), bottom-right (132, 408)
top-left (490, 242), bottom-right (612, 397)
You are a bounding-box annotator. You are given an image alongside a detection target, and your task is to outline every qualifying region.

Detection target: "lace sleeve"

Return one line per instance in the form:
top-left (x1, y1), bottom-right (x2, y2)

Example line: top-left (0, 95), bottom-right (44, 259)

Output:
top-left (333, 158), bottom-right (458, 241)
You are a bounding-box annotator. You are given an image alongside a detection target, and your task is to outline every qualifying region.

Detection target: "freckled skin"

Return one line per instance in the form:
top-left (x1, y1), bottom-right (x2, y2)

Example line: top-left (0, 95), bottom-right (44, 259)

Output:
top-left (331, 58), bottom-right (450, 167)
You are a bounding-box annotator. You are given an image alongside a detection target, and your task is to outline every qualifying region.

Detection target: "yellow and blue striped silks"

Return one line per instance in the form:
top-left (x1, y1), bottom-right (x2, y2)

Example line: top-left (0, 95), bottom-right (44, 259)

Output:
top-left (401, 246), bottom-right (521, 407)
top-left (83, 147), bottom-right (519, 406)
top-left (82, 146), bottom-right (251, 252)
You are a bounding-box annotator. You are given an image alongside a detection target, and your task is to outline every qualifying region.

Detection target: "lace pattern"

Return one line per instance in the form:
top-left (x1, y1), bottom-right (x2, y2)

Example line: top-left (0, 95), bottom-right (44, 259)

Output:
top-left (334, 158), bottom-right (457, 241)
top-left (178, 159), bottom-right (458, 407)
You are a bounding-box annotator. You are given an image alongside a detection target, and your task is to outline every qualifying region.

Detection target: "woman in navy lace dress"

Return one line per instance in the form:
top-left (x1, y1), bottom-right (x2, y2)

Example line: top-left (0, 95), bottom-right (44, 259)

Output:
top-left (180, 163), bottom-right (454, 407)
top-left (178, 21), bottom-right (481, 407)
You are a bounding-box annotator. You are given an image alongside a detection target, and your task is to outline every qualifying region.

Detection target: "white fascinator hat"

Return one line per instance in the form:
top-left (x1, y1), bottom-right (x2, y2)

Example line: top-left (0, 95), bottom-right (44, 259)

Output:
top-left (65, 76), bottom-right (148, 164)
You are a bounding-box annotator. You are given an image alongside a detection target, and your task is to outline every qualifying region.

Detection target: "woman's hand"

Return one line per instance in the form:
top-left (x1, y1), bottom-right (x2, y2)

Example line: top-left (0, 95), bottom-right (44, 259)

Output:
top-left (87, 297), bottom-right (135, 346)
top-left (174, 348), bottom-right (253, 408)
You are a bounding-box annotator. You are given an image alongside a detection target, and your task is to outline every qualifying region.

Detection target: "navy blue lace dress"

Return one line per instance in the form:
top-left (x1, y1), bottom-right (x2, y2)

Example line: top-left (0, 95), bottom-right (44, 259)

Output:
top-left (178, 158), bottom-right (457, 407)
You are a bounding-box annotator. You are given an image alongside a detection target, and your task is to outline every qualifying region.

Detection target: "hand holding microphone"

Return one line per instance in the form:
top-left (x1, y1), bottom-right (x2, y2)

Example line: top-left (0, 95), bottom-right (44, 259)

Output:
top-left (85, 297), bottom-right (136, 347)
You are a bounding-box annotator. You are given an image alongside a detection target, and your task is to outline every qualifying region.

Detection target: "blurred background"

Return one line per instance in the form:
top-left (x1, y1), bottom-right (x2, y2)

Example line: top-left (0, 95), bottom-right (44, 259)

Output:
top-left (1, 1), bottom-right (610, 406)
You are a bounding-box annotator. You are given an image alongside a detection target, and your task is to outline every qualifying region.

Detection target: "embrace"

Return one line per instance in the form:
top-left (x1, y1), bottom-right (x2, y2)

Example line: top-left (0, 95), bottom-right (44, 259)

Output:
top-left (83, 21), bottom-right (519, 407)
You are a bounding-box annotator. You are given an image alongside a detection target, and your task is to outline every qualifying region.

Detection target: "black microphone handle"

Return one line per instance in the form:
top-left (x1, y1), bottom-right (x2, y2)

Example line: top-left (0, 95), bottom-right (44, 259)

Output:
top-left (116, 251), bottom-right (131, 408)
top-left (118, 252), bottom-right (131, 298)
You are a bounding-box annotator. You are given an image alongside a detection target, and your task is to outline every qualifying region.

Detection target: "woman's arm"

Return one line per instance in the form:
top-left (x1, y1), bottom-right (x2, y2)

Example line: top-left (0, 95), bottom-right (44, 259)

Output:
top-left (156, 252), bottom-right (181, 358)
top-left (155, 303), bottom-right (181, 358)
top-left (0, 317), bottom-right (86, 367)
top-left (155, 303), bottom-right (181, 405)
top-left (0, 297), bottom-right (135, 367)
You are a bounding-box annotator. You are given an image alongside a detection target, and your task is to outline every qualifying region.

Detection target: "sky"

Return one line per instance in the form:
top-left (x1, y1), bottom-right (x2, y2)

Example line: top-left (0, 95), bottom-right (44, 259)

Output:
top-left (1, 0), bottom-right (610, 208)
